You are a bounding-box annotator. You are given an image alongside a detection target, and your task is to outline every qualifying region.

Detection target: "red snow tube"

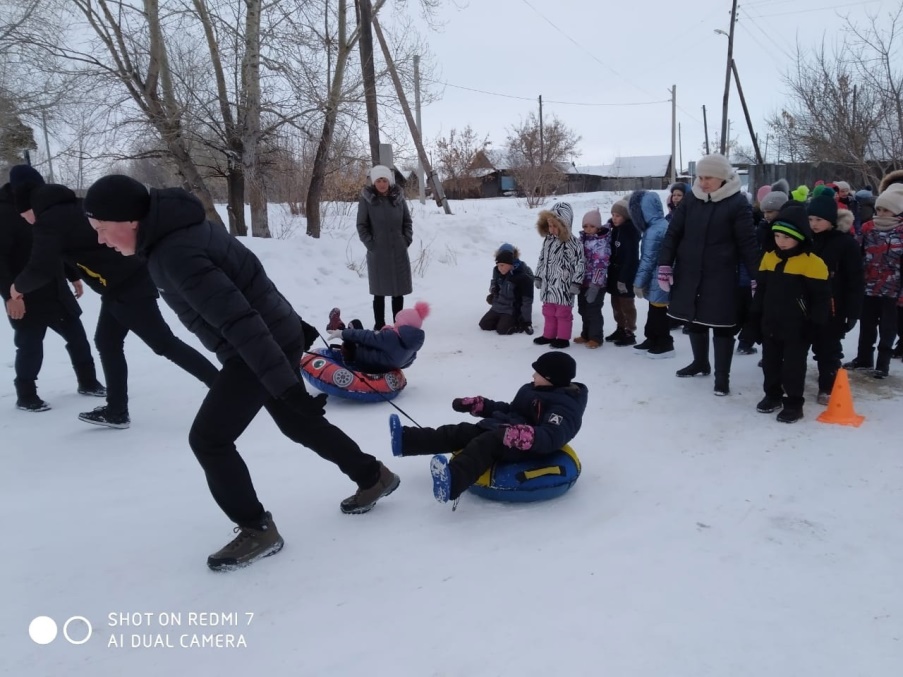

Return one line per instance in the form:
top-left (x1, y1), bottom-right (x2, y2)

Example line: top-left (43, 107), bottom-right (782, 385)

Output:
top-left (300, 347), bottom-right (407, 402)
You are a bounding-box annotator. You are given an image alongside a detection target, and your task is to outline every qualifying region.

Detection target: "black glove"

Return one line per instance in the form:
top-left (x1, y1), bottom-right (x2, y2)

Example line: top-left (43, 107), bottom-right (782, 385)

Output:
top-left (486, 293), bottom-right (495, 305)
top-left (844, 317), bottom-right (858, 333)
top-left (281, 383), bottom-right (327, 417)
top-left (300, 319), bottom-right (318, 351)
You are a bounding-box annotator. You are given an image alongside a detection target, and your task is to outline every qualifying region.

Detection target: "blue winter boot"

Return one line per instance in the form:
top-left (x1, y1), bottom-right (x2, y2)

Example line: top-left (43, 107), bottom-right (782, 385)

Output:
top-left (389, 414), bottom-right (404, 457)
top-left (429, 455), bottom-right (451, 503)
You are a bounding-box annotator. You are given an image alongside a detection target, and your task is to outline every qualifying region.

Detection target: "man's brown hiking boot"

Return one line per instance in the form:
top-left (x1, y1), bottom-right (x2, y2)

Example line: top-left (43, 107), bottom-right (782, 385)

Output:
top-left (207, 511), bottom-right (284, 571)
top-left (340, 462), bottom-right (400, 514)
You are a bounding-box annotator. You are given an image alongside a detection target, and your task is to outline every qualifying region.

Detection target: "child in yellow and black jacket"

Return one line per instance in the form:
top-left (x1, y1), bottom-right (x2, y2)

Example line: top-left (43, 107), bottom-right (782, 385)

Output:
top-left (746, 202), bottom-right (831, 423)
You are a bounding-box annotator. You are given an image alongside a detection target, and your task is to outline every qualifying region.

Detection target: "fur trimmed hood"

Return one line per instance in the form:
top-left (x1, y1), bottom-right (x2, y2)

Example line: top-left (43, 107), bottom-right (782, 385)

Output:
top-left (691, 173), bottom-right (742, 203)
top-left (836, 208), bottom-right (854, 234)
top-left (628, 190), bottom-right (666, 233)
top-left (495, 242), bottom-right (522, 260)
top-left (536, 202), bottom-right (574, 242)
top-left (879, 169), bottom-right (903, 194)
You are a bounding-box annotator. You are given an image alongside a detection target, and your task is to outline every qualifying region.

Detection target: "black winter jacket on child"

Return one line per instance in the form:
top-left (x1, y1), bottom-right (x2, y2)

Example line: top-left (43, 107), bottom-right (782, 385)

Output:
top-left (750, 245), bottom-right (831, 342)
top-left (606, 219), bottom-right (639, 297)
top-left (472, 382), bottom-right (588, 454)
top-left (811, 211), bottom-right (864, 330)
top-left (489, 262), bottom-right (534, 325)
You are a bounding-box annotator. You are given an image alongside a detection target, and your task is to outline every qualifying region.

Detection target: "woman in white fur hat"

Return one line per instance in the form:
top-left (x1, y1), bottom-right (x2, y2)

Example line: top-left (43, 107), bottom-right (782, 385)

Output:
top-left (356, 165), bottom-right (413, 329)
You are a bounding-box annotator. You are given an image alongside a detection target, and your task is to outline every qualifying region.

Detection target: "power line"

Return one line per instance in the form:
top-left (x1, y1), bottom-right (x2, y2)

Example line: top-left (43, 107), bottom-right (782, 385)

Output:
top-left (517, 0), bottom-right (663, 102)
top-left (424, 77), bottom-right (669, 107)
top-left (751, 0), bottom-right (882, 18)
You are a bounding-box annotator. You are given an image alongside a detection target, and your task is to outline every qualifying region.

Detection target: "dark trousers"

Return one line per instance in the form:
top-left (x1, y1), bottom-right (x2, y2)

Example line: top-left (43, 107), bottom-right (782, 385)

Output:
top-left (736, 286), bottom-right (755, 347)
top-left (479, 309), bottom-right (518, 335)
top-left (95, 296), bottom-right (219, 414)
top-left (188, 352), bottom-right (381, 525)
top-left (856, 296), bottom-right (898, 368)
top-left (576, 289), bottom-right (605, 342)
top-left (687, 322), bottom-right (737, 338)
top-left (11, 314), bottom-right (95, 383)
top-left (400, 422), bottom-right (529, 500)
top-left (643, 303), bottom-right (673, 349)
top-left (373, 295), bottom-right (404, 328)
top-left (811, 323), bottom-right (844, 392)
top-left (762, 336), bottom-right (810, 408)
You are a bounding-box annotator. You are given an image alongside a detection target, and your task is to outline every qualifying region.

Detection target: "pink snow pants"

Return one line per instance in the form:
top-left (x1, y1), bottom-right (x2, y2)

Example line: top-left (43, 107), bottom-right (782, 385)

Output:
top-left (542, 302), bottom-right (573, 340)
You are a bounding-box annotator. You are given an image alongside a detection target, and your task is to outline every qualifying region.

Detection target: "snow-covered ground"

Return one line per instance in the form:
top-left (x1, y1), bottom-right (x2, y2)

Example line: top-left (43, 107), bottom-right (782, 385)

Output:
top-left (2, 191), bottom-right (901, 677)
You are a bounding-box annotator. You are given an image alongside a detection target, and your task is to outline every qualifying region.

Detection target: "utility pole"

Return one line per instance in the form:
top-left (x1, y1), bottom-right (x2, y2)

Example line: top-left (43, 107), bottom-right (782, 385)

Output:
top-left (41, 110), bottom-right (55, 183)
top-left (538, 95), bottom-right (544, 165)
top-left (679, 122), bottom-right (683, 175)
top-left (413, 55), bottom-right (425, 204)
top-left (702, 105), bottom-right (710, 155)
top-left (730, 59), bottom-right (763, 163)
top-left (670, 85), bottom-right (677, 184)
top-left (720, 0), bottom-right (738, 155)
top-left (727, 119), bottom-right (732, 160)
top-left (357, 0), bottom-right (380, 165)
top-left (372, 15), bottom-right (451, 214)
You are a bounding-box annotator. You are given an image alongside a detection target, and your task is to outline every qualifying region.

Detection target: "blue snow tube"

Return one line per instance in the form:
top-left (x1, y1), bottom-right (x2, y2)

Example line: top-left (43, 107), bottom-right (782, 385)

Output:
top-left (466, 445), bottom-right (581, 503)
top-left (299, 347), bottom-right (407, 402)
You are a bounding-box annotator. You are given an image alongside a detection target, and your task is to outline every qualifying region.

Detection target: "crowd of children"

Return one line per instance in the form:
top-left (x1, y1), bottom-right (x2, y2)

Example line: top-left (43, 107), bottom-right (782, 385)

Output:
top-left (466, 159), bottom-right (903, 427)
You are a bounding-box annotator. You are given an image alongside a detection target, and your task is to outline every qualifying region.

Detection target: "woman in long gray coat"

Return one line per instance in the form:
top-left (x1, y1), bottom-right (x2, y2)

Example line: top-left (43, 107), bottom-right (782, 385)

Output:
top-left (356, 165), bottom-right (413, 329)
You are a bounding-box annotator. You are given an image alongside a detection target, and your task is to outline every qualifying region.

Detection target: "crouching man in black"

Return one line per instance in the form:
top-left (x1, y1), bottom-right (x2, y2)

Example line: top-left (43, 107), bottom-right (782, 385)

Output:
top-left (83, 174), bottom-right (400, 571)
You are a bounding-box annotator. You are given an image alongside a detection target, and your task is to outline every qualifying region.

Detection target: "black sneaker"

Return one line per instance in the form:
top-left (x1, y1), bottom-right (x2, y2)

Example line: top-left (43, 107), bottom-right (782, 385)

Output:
top-left (77, 382), bottom-right (107, 397)
top-left (207, 512), bottom-right (284, 571)
top-left (872, 368), bottom-right (889, 379)
top-left (676, 362), bottom-right (711, 377)
top-left (633, 339), bottom-right (653, 351)
top-left (340, 463), bottom-right (400, 514)
top-left (843, 358), bottom-right (873, 371)
top-left (736, 344), bottom-right (758, 355)
top-left (613, 332), bottom-right (636, 347)
top-left (533, 336), bottom-right (552, 345)
top-left (776, 408), bottom-right (803, 424)
top-left (549, 338), bottom-right (570, 349)
top-left (756, 396), bottom-right (782, 413)
top-left (16, 395), bottom-right (50, 412)
top-left (78, 406), bottom-right (130, 429)
top-left (605, 328), bottom-right (624, 342)
top-left (646, 343), bottom-right (675, 359)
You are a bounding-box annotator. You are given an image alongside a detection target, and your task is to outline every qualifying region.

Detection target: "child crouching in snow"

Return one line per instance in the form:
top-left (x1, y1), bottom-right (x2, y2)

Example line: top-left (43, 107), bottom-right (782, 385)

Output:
top-left (327, 301), bottom-right (430, 372)
top-left (388, 352), bottom-right (588, 505)
top-left (480, 244), bottom-right (535, 335)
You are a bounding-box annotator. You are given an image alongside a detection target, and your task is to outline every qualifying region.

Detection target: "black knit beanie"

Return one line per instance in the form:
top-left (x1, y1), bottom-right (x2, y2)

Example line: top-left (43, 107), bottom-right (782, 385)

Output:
top-left (807, 194), bottom-right (838, 226)
top-left (9, 164), bottom-right (45, 213)
top-left (532, 352), bottom-right (577, 387)
top-left (84, 175), bottom-right (151, 221)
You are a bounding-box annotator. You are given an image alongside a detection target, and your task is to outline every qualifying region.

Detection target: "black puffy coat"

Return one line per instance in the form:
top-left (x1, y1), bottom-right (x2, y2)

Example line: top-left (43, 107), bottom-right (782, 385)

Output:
top-left (473, 382), bottom-right (589, 454)
top-left (137, 188), bottom-right (303, 398)
top-left (14, 184), bottom-right (156, 300)
top-left (658, 178), bottom-right (760, 326)
top-left (606, 219), bottom-right (640, 297)
top-left (1, 183), bottom-right (81, 325)
top-left (811, 217), bottom-right (864, 330)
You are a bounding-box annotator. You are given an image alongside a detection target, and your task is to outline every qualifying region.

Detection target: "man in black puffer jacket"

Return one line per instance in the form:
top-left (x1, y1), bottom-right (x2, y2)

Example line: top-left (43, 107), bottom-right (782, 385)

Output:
top-left (10, 169), bottom-right (219, 429)
top-left (1, 177), bottom-right (104, 411)
top-left (83, 174), bottom-right (399, 572)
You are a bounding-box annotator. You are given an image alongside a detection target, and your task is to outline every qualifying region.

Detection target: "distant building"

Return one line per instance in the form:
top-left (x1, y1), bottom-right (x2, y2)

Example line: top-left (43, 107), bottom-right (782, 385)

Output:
top-left (569, 155), bottom-right (674, 192)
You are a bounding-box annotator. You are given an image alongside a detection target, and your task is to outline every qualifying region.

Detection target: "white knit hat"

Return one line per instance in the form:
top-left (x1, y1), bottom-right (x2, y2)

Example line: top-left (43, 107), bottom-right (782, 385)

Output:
top-left (875, 184), bottom-right (903, 216)
top-left (369, 165), bottom-right (395, 186)
top-left (695, 154), bottom-right (734, 180)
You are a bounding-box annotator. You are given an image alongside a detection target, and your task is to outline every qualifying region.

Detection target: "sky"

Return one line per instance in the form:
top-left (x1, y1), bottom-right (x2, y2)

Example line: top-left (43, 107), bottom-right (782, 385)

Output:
top-left (3, 191), bottom-right (901, 676)
top-left (412, 0), bottom-right (900, 168)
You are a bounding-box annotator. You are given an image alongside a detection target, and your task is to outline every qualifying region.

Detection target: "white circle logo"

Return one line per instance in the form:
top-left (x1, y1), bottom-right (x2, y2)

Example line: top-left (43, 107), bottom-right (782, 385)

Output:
top-left (63, 616), bottom-right (93, 645)
top-left (28, 616), bottom-right (58, 645)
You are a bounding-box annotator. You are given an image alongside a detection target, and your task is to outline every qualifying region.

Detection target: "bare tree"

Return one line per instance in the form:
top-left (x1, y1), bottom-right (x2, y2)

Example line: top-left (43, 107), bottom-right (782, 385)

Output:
top-left (765, 7), bottom-right (903, 186)
top-left (505, 112), bottom-right (580, 202)
top-left (432, 125), bottom-right (489, 197)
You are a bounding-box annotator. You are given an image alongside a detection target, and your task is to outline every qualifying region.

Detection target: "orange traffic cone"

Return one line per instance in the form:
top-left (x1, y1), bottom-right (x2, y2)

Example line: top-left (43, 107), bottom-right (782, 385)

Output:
top-left (816, 368), bottom-right (864, 427)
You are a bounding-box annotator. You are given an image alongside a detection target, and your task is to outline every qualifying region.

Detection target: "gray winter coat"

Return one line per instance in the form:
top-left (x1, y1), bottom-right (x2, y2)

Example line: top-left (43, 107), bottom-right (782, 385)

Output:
top-left (356, 185), bottom-right (413, 296)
